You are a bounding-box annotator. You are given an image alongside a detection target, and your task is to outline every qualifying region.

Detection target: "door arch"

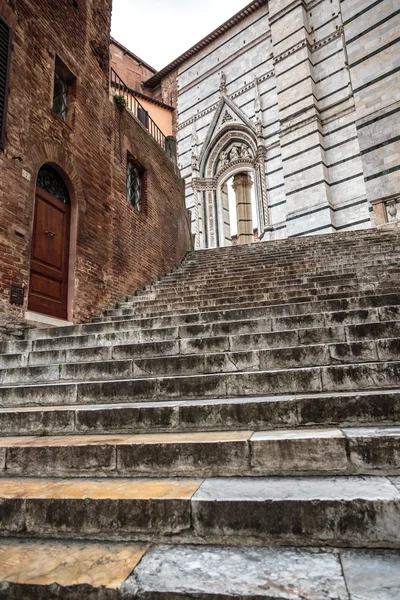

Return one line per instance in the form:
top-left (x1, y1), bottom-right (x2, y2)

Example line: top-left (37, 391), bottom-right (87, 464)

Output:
top-left (28, 164), bottom-right (71, 320)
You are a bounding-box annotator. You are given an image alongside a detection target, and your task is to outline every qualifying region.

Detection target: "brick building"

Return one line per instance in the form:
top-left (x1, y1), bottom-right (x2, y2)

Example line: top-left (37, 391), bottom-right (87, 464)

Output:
top-left (114, 0), bottom-right (400, 248)
top-left (0, 0), bottom-right (191, 327)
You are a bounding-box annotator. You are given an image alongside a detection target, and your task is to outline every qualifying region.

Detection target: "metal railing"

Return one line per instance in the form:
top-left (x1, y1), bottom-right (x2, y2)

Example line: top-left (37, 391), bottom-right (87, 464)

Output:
top-left (110, 68), bottom-right (166, 151)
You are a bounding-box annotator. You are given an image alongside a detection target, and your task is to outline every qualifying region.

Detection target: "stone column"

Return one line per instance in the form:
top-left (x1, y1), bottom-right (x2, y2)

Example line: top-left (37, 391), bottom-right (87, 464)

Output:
top-left (221, 182), bottom-right (232, 246)
top-left (233, 173), bottom-right (253, 245)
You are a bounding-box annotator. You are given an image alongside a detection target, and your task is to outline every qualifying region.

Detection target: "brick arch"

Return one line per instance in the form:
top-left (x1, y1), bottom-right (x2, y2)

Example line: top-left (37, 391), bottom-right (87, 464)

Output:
top-left (29, 141), bottom-right (83, 322)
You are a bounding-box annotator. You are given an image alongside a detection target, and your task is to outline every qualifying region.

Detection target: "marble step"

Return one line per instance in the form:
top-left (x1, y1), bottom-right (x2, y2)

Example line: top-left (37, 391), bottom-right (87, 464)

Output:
top-left (0, 426), bottom-right (399, 478)
top-left (0, 475), bottom-right (399, 546)
top-left (2, 303), bottom-right (398, 361)
top-left (2, 338), bottom-right (400, 383)
top-left (0, 540), bottom-right (398, 599)
top-left (14, 292), bottom-right (399, 346)
top-left (1, 361), bottom-right (400, 409)
top-left (0, 389), bottom-right (399, 437)
top-left (96, 290), bottom-right (400, 322)
top-left (111, 277), bottom-right (364, 309)
top-left (100, 287), bottom-right (400, 319)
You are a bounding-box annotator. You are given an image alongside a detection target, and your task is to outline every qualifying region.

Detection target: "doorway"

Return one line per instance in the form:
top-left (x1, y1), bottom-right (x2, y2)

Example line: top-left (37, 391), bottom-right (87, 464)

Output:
top-left (28, 165), bottom-right (71, 320)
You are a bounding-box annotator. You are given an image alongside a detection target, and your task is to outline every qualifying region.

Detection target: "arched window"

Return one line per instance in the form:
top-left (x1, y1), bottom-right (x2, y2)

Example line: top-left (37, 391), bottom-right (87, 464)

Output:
top-left (37, 164), bottom-right (71, 205)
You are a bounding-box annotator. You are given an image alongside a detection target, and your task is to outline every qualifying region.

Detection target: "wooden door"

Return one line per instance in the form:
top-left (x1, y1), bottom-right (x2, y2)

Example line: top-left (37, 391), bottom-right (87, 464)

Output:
top-left (28, 187), bottom-right (70, 320)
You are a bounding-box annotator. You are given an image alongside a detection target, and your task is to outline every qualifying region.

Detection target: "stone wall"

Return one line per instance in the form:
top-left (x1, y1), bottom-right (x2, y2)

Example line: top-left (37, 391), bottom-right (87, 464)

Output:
top-left (341, 0), bottom-right (400, 224)
top-left (0, 0), bottom-right (192, 324)
top-left (165, 0), bottom-right (399, 247)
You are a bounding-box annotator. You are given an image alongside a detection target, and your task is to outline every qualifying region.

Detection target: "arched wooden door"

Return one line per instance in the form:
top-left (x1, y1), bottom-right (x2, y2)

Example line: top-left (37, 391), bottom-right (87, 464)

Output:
top-left (28, 165), bottom-right (71, 320)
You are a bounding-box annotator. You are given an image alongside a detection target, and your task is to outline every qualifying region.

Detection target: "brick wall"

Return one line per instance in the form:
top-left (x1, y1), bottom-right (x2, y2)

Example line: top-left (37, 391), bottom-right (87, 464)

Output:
top-left (0, 0), bottom-right (192, 324)
top-left (110, 40), bottom-right (155, 92)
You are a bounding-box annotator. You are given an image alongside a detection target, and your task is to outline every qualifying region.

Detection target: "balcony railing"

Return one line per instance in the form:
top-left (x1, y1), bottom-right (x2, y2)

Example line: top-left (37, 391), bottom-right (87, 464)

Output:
top-left (110, 68), bottom-right (166, 151)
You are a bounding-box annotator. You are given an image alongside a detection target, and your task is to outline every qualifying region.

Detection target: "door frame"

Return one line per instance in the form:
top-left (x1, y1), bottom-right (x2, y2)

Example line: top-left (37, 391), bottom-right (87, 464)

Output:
top-left (28, 185), bottom-right (71, 320)
top-left (27, 163), bottom-right (78, 323)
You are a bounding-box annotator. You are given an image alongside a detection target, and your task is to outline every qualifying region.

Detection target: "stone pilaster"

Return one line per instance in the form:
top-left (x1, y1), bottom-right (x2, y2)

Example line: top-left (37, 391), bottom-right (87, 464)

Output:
top-left (269, 0), bottom-right (334, 237)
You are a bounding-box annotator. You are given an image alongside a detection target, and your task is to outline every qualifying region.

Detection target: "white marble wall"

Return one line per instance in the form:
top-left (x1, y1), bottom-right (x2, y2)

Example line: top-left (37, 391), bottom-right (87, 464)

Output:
top-left (174, 0), bottom-right (399, 247)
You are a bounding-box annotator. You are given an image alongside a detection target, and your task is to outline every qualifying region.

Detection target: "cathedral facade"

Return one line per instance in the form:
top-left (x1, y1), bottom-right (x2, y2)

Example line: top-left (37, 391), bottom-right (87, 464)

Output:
top-left (144, 0), bottom-right (400, 249)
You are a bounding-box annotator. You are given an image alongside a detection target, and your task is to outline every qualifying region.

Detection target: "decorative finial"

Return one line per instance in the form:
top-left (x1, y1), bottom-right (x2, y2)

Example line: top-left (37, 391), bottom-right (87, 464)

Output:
top-left (220, 72), bottom-right (227, 94)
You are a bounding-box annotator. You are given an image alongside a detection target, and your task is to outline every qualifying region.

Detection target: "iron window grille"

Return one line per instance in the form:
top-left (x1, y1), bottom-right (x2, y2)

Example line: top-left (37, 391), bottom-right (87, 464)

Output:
top-left (127, 160), bottom-right (144, 211)
top-left (53, 72), bottom-right (68, 122)
top-left (37, 165), bottom-right (71, 205)
top-left (0, 15), bottom-right (12, 150)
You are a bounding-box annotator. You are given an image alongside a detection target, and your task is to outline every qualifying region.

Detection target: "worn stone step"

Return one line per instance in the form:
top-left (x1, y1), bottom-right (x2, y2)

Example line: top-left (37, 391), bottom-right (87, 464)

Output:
top-left (1, 337), bottom-right (400, 384)
top-left (0, 475), bottom-right (398, 547)
top-left (0, 538), bottom-right (147, 600)
top-left (122, 544), bottom-right (400, 600)
top-left (111, 277), bottom-right (365, 310)
top-left (97, 290), bottom-right (400, 322)
top-left (16, 292), bottom-right (400, 346)
top-left (0, 389), bottom-right (399, 436)
top-left (2, 304), bottom-right (399, 364)
top-left (1, 541), bottom-right (398, 599)
top-left (103, 286), bottom-right (400, 318)
top-left (3, 336), bottom-right (400, 377)
top-left (1, 426), bottom-right (399, 478)
top-left (1, 362), bottom-right (400, 408)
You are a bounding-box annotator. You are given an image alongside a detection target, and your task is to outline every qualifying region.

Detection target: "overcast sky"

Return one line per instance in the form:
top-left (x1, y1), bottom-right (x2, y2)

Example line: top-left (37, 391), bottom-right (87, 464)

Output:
top-left (111, 0), bottom-right (250, 71)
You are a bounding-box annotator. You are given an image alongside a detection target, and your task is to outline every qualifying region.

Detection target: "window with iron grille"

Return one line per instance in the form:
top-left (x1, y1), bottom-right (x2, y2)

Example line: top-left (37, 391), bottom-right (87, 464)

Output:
top-left (53, 72), bottom-right (68, 122)
top-left (0, 15), bottom-right (12, 150)
top-left (127, 159), bottom-right (145, 211)
top-left (52, 56), bottom-right (75, 124)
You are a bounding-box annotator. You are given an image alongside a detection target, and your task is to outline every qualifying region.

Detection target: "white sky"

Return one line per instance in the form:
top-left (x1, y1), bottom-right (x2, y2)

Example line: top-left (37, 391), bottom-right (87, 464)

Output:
top-left (111, 0), bottom-right (251, 71)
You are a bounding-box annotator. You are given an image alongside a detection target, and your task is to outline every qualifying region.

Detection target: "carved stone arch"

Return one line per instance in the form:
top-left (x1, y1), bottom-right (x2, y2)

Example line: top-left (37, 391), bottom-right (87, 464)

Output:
top-left (28, 139), bottom-right (84, 321)
top-left (201, 125), bottom-right (258, 178)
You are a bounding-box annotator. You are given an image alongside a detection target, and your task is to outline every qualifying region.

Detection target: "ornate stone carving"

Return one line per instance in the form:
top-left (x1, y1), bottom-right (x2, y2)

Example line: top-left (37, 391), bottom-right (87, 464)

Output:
top-left (222, 110), bottom-right (233, 124)
top-left (219, 72), bottom-right (227, 94)
top-left (254, 77), bottom-right (261, 115)
top-left (240, 144), bottom-right (252, 160)
top-left (230, 146), bottom-right (239, 160)
top-left (219, 151), bottom-right (229, 168)
top-left (387, 199), bottom-right (399, 222)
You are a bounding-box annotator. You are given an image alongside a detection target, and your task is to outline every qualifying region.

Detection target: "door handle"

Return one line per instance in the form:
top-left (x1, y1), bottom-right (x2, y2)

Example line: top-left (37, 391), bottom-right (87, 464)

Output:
top-left (45, 230), bottom-right (57, 238)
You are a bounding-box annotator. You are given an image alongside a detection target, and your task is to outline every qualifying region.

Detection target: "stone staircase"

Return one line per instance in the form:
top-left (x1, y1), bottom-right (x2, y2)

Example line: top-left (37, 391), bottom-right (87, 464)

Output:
top-left (0, 229), bottom-right (400, 598)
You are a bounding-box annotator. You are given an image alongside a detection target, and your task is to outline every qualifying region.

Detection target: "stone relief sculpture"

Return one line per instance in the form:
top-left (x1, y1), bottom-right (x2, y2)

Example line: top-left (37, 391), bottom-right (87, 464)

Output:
top-left (230, 146), bottom-right (239, 160)
top-left (219, 151), bottom-right (229, 168)
top-left (222, 110), bottom-right (233, 125)
top-left (241, 145), bottom-right (252, 160)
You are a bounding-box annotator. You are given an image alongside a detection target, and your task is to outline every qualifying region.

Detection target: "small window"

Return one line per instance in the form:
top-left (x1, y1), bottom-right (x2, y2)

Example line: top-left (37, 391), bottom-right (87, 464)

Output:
top-left (137, 106), bottom-right (149, 130)
top-left (0, 15), bottom-right (12, 150)
top-left (127, 159), bottom-right (145, 211)
top-left (52, 56), bottom-right (75, 124)
top-left (53, 72), bottom-right (68, 121)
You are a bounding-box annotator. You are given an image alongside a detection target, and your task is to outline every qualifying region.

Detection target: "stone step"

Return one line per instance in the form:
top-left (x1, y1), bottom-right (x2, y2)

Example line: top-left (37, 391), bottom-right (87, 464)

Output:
top-left (16, 292), bottom-right (400, 345)
top-left (114, 276), bottom-right (365, 308)
top-left (96, 290), bottom-right (400, 322)
top-left (109, 285), bottom-right (400, 317)
top-left (1, 361), bottom-right (400, 408)
top-left (0, 475), bottom-right (398, 547)
top-left (0, 541), bottom-right (398, 600)
top-left (0, 426), bottom-right (399, 478)
top-left (118, 544), bottom-right (400, 600)
top-left (123, 272), bottom-right (395, 298)
top-left (0, 389), bottom-right (399, 436)
top-left (2, 338), bottom-right (400, 384)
